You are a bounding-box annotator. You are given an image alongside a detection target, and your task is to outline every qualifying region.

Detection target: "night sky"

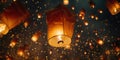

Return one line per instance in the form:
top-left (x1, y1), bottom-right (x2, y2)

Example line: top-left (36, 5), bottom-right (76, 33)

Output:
top-left (0, 0), bottom-right (120, 60)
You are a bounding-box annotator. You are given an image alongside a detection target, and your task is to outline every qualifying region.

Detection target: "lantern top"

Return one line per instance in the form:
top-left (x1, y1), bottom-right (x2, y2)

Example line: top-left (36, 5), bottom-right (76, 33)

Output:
top-left (46, 4), bottom-right (75, 24)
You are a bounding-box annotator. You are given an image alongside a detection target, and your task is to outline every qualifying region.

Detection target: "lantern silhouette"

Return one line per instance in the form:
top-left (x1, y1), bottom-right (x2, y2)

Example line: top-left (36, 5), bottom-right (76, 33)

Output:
top-left (0, 1), bottom-right (30, 36)
top-left (46, 5), bottom-right (75, 47)
top-left (106, 0), bottom-right (120, 15)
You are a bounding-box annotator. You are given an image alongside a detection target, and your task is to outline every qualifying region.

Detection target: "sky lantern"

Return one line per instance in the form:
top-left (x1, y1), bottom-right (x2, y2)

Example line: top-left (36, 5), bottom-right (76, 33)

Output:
top-left (31, 31), bottom-right (41, 42)
top-left (9, 38), bottom-right (18, 48)
top-left (0, 1), bottom-right (30, 36)
top-left (46, 5), bottom-right (75, 48)
top-left (97, 39), bottom-right (104, 45)
top-left (89, 0), bottom-right (95, 8)
top-left (63, 0), bottom-right (69, 5)
top-left (106, 0), bottom-right (120, 15)
top-left (79, 8), bottom-right (86, 20)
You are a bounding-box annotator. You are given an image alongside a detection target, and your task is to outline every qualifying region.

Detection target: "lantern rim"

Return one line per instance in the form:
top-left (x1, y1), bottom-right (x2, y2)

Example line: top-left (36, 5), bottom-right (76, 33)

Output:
top-left (48, 35), bottom-right (71, 48)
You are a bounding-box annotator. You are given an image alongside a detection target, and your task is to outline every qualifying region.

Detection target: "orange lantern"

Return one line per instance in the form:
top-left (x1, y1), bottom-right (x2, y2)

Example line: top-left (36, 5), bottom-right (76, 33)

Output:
top-left (63, 0), bottom-right (69, 5)
top-left (89, 0), bottom-right (95, 8)
top-left (9, 38), bottom-right (18, 48)
top-left (46, 5), bottom-right (75, 47)
top-left (106, 0), bottom-right (120, 15)
top-left (79, 8), bottom-right (86, 20)
top-left (0, 0), bottom-right (7, 3)
top-left (0, 1), bottom-right (30, 36)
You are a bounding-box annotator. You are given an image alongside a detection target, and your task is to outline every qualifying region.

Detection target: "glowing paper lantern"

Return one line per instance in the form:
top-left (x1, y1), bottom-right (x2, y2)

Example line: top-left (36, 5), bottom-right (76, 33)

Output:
top-left (98, 9), bottom-right (103, 14)
top-left (37, 13), bottom-right (42, 19)
top-left (106, 0), bottom-right (120, 15)
top-left (9, 38), bottom-right (17, 48)
top-left (63, 0), bottom-right (69, 5)
top-left (79, 8), bottom-right (86, 20)
top-left (89, 0), bottom-right (95, 8)
top-left (17, 47), bottom-right (25, 56)
top-left (46, 5), bottom-right (75, 47)
top-left (0, 0), bottom-right (7, 3)
top-left (31, 31), bottom-right (41, 42)
top-left (97, 39), bottom-right (104, 45)
top-left (0, 1), bottom-right (30, 36)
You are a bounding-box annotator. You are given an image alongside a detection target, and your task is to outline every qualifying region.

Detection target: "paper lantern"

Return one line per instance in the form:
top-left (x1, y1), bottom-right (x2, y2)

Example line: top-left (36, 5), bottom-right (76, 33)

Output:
top-left (89, 0), bottom-right (95, 8)
top-left (46, 5), bottom-right (75, 47)
top-left (0, 0), bottom-right (7, 3)
top-left (0, 1), bottom-right (30, 36)
top-left (79, 8), bottom-right (86, 20)
top-left (106, 0), bottom-right (120, 15)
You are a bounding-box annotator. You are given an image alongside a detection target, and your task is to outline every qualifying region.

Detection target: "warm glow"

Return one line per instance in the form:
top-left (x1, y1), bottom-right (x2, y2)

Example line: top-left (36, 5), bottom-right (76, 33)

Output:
top-left (97, 39), bottom-right (104, 45)
top-left (63, 0), bottom-right (69, 5)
